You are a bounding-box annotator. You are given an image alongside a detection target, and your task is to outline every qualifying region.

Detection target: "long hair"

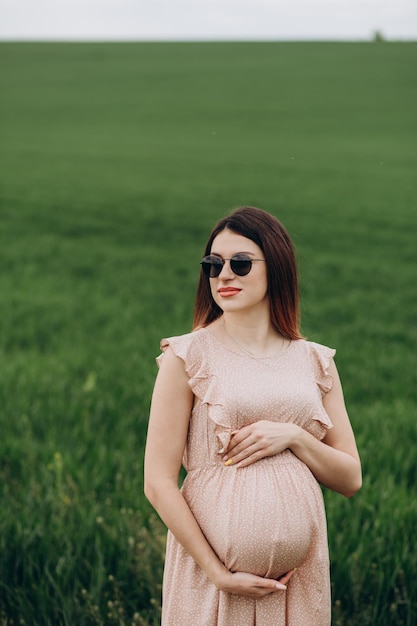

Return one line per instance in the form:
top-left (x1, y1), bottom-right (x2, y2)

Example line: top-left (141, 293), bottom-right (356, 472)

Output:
top-left (193, 206), bottom-right (303, 340)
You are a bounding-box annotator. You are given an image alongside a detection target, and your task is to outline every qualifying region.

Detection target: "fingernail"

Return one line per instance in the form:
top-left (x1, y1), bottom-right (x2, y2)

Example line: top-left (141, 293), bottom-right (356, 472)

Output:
top-left (276, 583), bottom-right (287, 590)
top-left (218, 448), bottom-right (224, 454)
top-left (225, 459), bottom-right (233, 466)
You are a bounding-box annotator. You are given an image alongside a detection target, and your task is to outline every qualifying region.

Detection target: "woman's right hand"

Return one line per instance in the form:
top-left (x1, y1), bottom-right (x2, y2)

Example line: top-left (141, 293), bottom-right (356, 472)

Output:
top-left (218, 569), bottom-right (296, 598)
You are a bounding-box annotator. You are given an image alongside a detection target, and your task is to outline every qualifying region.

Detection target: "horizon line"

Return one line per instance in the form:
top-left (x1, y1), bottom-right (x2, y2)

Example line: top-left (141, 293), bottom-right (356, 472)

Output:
top-left (1, 36), bottom-right (416, 43)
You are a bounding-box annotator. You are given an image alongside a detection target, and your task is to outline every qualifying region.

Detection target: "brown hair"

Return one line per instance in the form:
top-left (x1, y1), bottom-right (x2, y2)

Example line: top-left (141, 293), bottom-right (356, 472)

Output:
top-left (193, 206), bottom-right (303, 340)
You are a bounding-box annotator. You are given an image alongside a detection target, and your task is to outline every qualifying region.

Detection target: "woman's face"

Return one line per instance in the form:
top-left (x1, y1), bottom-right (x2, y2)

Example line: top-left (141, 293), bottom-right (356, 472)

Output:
top-left (208, 229), bottom-right (269, 316)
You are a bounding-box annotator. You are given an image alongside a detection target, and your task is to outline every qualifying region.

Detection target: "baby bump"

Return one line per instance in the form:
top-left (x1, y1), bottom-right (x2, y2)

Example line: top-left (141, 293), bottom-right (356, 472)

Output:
top-left (183, 458), bottom-right (322, 579)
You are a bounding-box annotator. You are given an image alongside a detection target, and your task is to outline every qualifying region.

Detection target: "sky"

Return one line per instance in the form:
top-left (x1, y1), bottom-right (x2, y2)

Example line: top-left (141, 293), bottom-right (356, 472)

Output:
top-left (1, 0), bottom-right (416, 41)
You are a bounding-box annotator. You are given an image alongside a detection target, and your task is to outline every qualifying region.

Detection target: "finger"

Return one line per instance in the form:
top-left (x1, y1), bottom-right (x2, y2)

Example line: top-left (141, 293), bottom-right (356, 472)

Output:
top-left (236, 449), bottom-right (268, 468)
top-left (235, 440), bottom-right (273, 466)
top-left (253, 578), bottom-right (287, 593)
top-left (278, 568), bottom-right (297, 586)
top-left (225, 429), bottom-right (253, 454)
top-left (259, 578), bottom-right (287, 591)
top-left (224, 432), bottom-right (261, 459)
top-left (274, 580), bottom-right (288, 590)
top-left (224, 443), bottom-right (261, 466)
top-left (231, 573), bottom-right (287, 597)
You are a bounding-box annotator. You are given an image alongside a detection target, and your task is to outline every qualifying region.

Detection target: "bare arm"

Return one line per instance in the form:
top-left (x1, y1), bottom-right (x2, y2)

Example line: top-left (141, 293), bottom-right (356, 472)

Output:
top-left (223, 360), bottom-right (362, 498)
top-left (144, 347), bottom-right (293, 596)
top-left (291, 360), bottom-right (362, 496)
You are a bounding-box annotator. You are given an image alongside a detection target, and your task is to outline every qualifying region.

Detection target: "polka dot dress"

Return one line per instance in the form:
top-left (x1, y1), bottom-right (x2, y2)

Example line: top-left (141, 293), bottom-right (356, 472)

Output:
top-left (157, 328), bottom-right (335, 625)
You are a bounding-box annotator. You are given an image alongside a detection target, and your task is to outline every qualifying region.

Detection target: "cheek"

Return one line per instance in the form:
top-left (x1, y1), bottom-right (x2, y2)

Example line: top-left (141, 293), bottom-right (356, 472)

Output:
top-left (259, 272), bottom-right (269, 295)
top-left (209, 280), bottom-right (220, 305)
top-left (256, 279), bottom-right (269, 303)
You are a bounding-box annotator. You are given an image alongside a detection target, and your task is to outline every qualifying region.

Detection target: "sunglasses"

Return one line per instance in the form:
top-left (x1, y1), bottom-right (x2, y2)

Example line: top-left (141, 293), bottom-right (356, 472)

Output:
top-left (200, 254), bottom-right (265, 278)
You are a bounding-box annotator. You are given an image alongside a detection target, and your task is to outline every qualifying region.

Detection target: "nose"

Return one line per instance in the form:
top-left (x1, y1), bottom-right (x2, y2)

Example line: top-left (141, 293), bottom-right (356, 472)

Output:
top-left (218, 259), bottom-right (235, 279)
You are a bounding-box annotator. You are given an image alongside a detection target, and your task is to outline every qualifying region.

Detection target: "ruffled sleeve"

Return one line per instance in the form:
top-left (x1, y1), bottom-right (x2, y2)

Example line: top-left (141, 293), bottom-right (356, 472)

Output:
top-left (156, 331), bottom-right (215, 388)
top-left (156, 330), bottom-right (231, 454)
top-left (309, 342), bottom-right (336, 396)
top-left (156, 333), bottom-right (198, 376)
top-left (304, 342), bottom-right (336, 434)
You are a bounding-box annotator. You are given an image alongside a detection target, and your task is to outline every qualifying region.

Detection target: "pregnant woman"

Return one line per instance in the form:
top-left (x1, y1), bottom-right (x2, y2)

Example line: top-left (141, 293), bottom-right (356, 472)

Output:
top-left (144, 206), bottom-right (362, 625)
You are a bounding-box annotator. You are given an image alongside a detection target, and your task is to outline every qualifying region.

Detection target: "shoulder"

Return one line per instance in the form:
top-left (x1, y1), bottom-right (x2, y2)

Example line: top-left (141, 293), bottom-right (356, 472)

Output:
top-left (156, 328), bottom-right (210, 372)
top-left (293, 339), bottom-right (336, 394)
top-left (292, 338), bottom-right (335, 358)
top-left (159, 328), bottom-right (208, 355)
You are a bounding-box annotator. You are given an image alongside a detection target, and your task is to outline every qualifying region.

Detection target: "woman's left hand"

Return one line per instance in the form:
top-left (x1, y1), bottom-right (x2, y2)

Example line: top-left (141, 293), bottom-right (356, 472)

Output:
top-left (223, 420), bottom-right (300, 468)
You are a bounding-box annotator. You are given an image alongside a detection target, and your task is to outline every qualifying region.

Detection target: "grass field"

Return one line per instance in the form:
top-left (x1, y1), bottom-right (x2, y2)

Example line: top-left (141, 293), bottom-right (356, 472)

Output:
top-left (0, 41), bottom-right (416, 625)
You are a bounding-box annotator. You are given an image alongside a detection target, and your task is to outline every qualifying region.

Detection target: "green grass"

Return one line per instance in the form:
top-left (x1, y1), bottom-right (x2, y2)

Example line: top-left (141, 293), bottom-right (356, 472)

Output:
top-left (0, 41), bottom-right (416, 625)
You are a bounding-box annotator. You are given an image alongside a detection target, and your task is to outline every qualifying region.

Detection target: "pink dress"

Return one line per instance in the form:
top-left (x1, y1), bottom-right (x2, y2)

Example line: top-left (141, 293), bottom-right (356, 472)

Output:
top-left (157, 328), bottom-right (335, 626)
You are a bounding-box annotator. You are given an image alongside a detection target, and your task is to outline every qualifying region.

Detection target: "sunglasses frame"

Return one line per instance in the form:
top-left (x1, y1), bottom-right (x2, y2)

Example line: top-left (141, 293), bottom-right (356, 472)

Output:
top-left (200, 254), bottom-right (266, 278)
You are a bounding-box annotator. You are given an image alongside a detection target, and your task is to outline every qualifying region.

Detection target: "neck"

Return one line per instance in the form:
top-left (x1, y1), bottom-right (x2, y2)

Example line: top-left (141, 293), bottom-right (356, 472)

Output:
top-left (222, 313), bottom-right (272, 340)
top-left (221, 314), bottom-right (284, 358)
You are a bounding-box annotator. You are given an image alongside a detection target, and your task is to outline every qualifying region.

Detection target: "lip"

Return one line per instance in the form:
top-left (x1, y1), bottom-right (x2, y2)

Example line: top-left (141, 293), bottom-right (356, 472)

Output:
top-left (218, 287), bottom-right (242, 297)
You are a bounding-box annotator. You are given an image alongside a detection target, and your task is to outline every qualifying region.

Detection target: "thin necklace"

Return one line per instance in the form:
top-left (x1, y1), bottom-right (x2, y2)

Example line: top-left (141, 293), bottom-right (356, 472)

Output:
top-left (221, 319), bottom-right (285, 359)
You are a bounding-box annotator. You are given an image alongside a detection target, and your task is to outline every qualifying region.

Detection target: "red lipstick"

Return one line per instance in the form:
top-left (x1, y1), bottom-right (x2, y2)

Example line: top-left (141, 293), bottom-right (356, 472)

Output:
top-left (218, 287), bottom-right (241, 297)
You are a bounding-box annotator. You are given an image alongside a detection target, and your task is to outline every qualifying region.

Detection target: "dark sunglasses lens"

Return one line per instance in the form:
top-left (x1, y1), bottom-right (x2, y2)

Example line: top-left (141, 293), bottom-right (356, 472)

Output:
top-left (201, 256), bottom-right (223, 277)
top-left (230, 257), bottom-right (252, 276)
